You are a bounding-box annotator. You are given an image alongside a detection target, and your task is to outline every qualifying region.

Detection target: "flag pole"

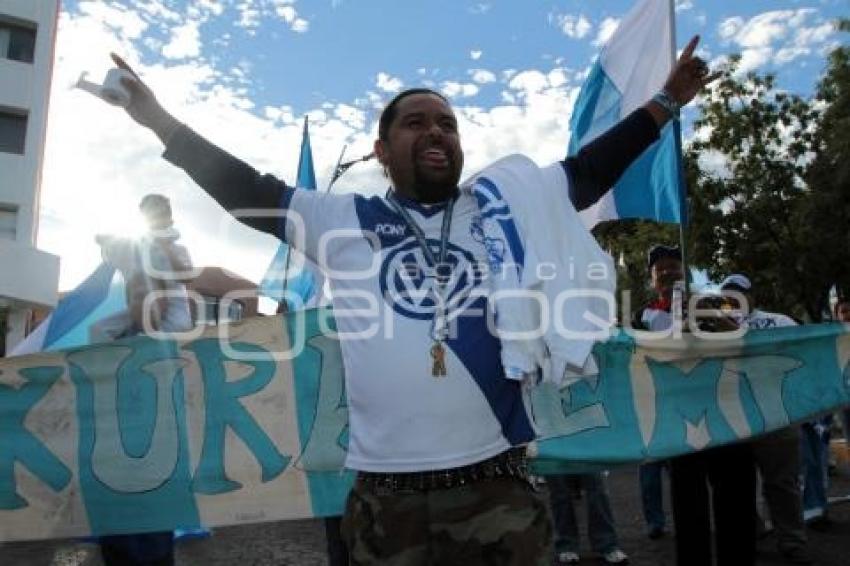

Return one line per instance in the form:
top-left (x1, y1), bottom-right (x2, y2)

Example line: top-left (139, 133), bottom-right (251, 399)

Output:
top-left (281, 115), bottom-right (310, 301)
top-left (669, 0), bottom-right (691, 300)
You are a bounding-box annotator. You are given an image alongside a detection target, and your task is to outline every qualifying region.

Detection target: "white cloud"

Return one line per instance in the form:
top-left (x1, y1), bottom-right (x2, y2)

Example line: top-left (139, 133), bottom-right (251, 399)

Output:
top-left (718, 9), bottom-right (836, 73)
top-left (470, 50), bottom-right (483, 60)
top-left (162, 20), bottom-right (201, 59)
top-left (735, 12), bottom-right (793, 48)
top-left (235, 5), bottom-right (261, 31)
top-left (333, 104), bottom-right (367, 130)
top-left (468, 4), bottom-right (492, 15)
top-left (469, 69), bottom-right (497, 84)
top-left (276, 5), bottom-right (297, 23)
top-left (718, 17), bottom-right (744, 41)
top-left (775, 46), bottom-right (809, 64)
top-left (192, 0), bottom-right (225, 17)
top-left (553, 14), bottom-right (592, 40)
top-left (232, 0), bottom-right (310, 34)
top-left (376, 72), bottom-right (403, 93)
top-left (78, 1), bottom-right (149, 40)
top-left (134, 0), bottom-right (181, 23)
top-left (441, 82), bottom-right (479, 99)
top-left (675, 0), bottom-right (694, 11)
top-left (547, 68), bottom-right (568, 88)
top-left (508, 70), bottom-right (549, 96)
top-left (593, 17), bottom-right (620, 47)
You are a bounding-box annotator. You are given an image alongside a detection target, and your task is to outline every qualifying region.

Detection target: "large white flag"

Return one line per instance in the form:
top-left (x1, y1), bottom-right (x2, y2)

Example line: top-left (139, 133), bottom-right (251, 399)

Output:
top-left (570, 0), bottom-right (686, 227)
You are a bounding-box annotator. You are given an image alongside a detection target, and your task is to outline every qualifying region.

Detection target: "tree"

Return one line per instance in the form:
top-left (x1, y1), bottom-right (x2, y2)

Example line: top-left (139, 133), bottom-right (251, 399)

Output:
top-left (803, 19), bottom-right (850, 304)
top-left (685, 23), bottom-right (850, 321)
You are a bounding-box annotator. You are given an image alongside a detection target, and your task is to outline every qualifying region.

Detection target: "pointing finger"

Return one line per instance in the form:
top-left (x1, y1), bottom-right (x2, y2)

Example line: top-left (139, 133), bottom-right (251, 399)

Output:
top-left (679, 35), bottom-right (700, 62)
top-left (110, 53), bottom-right (141, 81)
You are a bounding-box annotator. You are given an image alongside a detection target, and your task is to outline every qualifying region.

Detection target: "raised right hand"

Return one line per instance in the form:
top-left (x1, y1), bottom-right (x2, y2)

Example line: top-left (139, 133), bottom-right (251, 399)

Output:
top-left (110, 53), bottom-right (180, 142)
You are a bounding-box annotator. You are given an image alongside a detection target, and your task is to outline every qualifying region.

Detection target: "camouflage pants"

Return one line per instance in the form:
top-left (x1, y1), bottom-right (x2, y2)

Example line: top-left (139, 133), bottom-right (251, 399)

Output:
top-left (340, 475), bottom-right (553, 565)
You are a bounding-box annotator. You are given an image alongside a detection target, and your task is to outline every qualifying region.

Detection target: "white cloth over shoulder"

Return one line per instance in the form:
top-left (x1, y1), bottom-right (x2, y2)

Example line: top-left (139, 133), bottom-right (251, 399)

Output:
top-left (462, 154), bottom-right (616, 384)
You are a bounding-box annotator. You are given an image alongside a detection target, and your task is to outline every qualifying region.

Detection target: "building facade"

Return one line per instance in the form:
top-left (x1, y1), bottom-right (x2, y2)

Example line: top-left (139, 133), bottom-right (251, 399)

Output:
top-left (0, 0), bottom-right (60, 354)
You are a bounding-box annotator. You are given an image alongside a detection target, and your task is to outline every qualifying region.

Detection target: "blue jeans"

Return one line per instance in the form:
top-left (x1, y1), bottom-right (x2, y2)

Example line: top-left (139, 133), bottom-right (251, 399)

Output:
top-left (547, 473), bottom-right (619, 554)
top-left (639, 462), bottom-right (666, 531)
top-left (841, 409), bottom-right (850, 446)
top-left (801, 421), bottom-right (829, 514)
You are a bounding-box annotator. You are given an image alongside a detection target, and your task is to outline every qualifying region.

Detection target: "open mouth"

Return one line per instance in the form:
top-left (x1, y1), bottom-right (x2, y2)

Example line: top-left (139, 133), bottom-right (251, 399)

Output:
top-left (419, 147), bottom-right (450, 168)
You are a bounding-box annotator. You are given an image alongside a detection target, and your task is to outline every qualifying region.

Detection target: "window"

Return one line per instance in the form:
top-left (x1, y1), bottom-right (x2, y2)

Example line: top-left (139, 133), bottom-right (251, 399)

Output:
top-left (0, 109), bottom-right (27, 154)
top-left (0, 19), bottom-right (36, 64)
top-left (0, 205), bottom-right (16, 240)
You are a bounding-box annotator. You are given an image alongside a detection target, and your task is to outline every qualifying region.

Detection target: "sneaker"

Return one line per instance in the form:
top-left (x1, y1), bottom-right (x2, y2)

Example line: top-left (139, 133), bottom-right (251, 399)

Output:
top-left (556, 551), bottom-right (580, 564)
top-left (602, 548), bottom-right (629, 564)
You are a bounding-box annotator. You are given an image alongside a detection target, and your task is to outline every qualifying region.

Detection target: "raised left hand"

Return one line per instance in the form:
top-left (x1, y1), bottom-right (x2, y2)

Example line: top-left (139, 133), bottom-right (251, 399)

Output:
top-left (663, 35), bottom-right (720, 106)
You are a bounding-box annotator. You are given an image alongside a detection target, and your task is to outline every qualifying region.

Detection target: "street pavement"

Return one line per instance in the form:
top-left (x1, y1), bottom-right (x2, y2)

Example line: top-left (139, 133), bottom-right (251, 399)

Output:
top-left (2, 459), bottom-right (850, 565)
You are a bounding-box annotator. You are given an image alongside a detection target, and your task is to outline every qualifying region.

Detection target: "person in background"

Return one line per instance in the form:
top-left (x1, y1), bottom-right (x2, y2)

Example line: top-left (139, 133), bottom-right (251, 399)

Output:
top-left (93, 193), bottom-right (193, 340)
top-left (630, 244), bottom-right (682, 541)
top-left (720, 274), bottom-right (813, 565)
top-left (634, 254), bottom-right (759, 566)
top-left (546, 472), bottom-right (629, 564)
top-left (94, 194), bottom-right (194, 566)
top-left (801, 414), bottom-right (833, 530)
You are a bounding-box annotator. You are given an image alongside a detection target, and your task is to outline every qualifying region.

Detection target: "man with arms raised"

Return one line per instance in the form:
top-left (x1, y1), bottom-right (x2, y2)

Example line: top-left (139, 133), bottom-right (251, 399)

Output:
top-left (104, 38), bottom-right (712, 565)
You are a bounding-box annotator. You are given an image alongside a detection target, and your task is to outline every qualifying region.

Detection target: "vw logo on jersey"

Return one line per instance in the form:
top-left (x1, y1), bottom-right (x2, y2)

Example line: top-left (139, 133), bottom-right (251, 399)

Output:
top-left (379, 238), bottom-right (485, 320)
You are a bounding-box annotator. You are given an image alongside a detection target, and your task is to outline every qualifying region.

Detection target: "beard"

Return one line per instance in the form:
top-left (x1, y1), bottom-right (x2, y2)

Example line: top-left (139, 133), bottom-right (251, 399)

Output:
top-left (409, 143), bottom-right (462, 203)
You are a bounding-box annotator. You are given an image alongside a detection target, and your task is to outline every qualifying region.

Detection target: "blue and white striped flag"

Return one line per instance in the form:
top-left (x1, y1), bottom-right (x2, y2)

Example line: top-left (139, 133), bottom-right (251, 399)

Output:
top-left (259, 116), bottom-right (321, 310)
top-left (9, 263), bottom-right (127, 356)
top-left (571, 0), bottom-right (686, 227)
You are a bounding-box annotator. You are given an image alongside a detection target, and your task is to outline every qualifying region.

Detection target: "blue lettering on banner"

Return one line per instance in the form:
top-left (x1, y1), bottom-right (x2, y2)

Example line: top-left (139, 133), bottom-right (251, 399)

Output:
top-left (647, 358), bottom-right (746, 452)
top-left (68, 340), bottom-right (200, 535)
top-left (295, 335), bottom-right (349, 471)
top-left (186, 339), bottom-right (290, 494)
top-left (0, 366), bottom-right (71, 509)
top-left (289, 312), bottom-right (354, 518)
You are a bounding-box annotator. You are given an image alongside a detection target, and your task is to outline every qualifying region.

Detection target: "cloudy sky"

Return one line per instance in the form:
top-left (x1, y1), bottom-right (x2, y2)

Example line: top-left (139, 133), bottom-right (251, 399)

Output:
top-left (40, 0), bottom-right (846, 294)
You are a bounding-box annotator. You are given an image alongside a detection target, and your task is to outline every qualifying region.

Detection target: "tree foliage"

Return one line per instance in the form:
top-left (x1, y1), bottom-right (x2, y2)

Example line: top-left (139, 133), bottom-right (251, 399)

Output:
top-left (687, 55), bottom-right (821, 319)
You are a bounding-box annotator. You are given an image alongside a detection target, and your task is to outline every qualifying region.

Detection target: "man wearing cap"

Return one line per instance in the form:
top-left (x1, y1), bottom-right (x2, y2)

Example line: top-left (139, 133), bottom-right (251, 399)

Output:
top-left (629, 244), bottom-right (683, 541)
top-left (720, 274), bottom-right (812, 565)
top-left (633, 251), bottom-right (758, 566)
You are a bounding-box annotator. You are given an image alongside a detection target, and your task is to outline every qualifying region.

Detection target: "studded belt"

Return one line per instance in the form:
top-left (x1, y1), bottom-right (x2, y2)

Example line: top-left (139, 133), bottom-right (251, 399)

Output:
top-left (356, 447), bottom-right (530, 492)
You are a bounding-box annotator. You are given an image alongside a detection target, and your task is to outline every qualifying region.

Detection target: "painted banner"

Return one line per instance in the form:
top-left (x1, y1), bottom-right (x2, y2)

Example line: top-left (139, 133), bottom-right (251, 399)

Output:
top-left (1, 309), bottom-right (849, 541)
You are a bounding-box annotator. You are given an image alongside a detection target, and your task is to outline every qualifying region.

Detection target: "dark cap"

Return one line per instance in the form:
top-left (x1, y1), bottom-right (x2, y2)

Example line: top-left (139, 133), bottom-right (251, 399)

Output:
top-left (647, 244), bottom-right (682, 271)
top-left (720, 274), bottom-right (752, 292)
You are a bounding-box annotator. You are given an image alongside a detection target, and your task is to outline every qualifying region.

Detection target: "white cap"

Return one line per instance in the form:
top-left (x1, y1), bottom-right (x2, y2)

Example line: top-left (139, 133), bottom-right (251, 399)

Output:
top-left (720, 274), bottom-right (752, 291)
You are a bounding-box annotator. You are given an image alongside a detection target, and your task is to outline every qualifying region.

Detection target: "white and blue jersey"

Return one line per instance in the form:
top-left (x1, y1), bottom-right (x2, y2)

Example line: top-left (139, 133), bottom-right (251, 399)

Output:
top-left (283, 188), bottom-right (538, 472)
top-left (162, 106), bottom-right (661, 473)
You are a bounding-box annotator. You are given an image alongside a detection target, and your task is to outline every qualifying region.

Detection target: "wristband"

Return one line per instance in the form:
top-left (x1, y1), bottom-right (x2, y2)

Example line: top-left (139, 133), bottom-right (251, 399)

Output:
top-left (651, 90), bottom-right (681, 120)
